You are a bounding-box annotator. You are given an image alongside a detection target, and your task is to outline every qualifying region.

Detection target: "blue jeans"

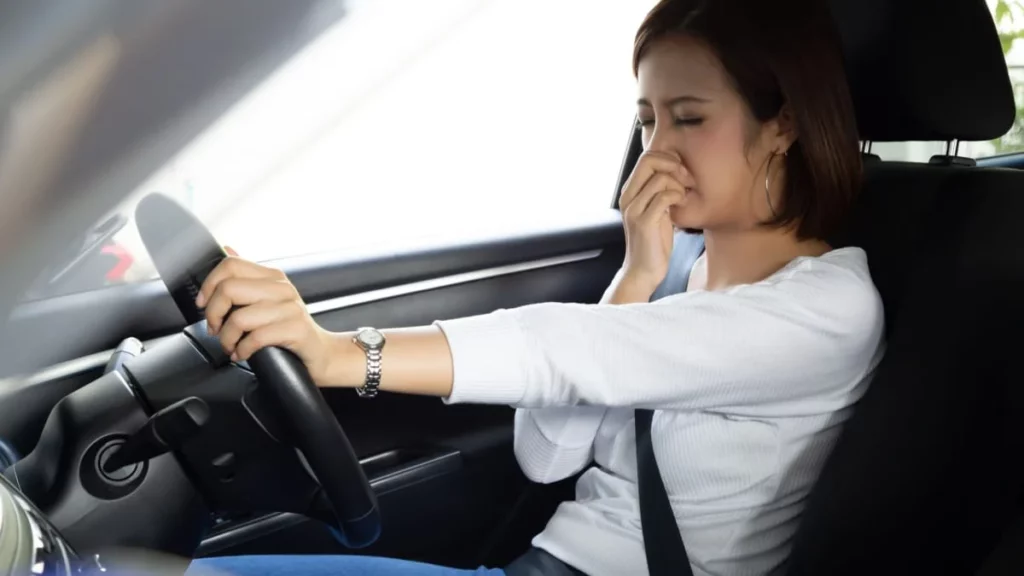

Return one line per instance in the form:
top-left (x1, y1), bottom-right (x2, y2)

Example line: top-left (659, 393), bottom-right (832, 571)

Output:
top-left (187, 555), bottom-right (504, 575)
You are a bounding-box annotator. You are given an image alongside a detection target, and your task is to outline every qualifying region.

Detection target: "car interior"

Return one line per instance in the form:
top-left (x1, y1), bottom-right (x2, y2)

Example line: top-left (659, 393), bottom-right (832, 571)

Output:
top-left (1, 0), bottom-right (1024, 574)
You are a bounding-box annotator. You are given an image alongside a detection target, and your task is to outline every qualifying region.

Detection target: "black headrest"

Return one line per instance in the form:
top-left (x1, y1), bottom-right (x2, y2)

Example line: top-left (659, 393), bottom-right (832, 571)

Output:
top-left (829, 0), bottom-right (1015, 142)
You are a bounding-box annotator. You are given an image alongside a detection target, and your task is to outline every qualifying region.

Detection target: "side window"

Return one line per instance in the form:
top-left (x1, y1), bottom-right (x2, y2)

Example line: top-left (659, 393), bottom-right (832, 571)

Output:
top-left (992, 0), bottom-right (1024, 154)
top-left (872, 0), bottom-right (1024, 161)
top-left (45, 1), bottom-right (655, 295)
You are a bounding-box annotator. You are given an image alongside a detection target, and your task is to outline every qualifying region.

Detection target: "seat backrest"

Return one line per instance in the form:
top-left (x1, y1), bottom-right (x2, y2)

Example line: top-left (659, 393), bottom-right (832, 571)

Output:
top-left (787, 1), bottom-right (1024, 574)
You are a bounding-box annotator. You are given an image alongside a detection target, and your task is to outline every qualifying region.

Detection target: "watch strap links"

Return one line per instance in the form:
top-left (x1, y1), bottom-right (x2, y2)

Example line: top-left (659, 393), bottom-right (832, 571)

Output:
top-left (354, 342), bottom-right (382, 397)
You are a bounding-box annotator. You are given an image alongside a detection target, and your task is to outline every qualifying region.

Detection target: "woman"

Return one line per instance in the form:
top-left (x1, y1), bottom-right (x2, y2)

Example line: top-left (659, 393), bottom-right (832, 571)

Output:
top-left (189, 0), bottom-right (884, 574)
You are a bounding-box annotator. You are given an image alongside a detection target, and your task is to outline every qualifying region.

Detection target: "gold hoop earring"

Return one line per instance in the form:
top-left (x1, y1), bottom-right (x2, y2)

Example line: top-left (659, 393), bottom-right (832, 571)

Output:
top-left (765, 151), bottom-right (784, 218)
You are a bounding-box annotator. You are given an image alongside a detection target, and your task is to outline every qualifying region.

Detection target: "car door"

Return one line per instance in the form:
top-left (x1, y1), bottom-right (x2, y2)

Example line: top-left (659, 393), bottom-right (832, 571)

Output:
top-left (0, 0), bottom-right (654, 568)
top-left (201, 211), bottom-right (628, 564)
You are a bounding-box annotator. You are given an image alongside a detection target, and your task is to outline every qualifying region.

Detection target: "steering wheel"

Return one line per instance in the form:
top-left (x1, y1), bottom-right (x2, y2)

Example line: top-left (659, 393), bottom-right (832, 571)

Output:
top-left (135, 193), bottom-right (380, 548)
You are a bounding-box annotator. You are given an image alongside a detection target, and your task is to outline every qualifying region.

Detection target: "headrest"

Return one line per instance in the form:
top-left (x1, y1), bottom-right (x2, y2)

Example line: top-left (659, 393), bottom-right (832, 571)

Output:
top-left (829, 0), bottom-right (1015, 142)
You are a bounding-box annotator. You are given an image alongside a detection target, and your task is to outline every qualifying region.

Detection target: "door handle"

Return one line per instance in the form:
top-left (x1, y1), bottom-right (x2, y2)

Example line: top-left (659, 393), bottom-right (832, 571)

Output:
top-left (361, 448), bottom-right (462, 495)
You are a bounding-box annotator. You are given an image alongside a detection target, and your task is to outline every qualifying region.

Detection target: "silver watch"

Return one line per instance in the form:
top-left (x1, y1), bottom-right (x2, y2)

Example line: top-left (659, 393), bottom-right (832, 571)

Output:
top-left (352, 327), bottom-right (386, 398)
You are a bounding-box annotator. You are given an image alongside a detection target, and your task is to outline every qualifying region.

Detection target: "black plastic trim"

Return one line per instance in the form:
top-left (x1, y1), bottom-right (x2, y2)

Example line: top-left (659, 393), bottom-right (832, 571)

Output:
top-left (197, 448), bottom-right (464, 556)
top-left (362, 449), bottom-right (462, 496)
top-left (200, 512), bottom-right (306, 555)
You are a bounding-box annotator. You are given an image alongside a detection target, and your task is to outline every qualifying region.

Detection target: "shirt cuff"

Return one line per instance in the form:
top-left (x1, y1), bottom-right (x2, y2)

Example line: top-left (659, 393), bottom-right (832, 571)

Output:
top-left (434, 311), bottom-right (530, 405)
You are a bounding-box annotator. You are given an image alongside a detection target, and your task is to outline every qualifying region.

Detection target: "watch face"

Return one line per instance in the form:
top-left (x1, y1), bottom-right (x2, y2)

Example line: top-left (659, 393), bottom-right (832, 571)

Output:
top-left (359, 329), bottom-right (384, 347)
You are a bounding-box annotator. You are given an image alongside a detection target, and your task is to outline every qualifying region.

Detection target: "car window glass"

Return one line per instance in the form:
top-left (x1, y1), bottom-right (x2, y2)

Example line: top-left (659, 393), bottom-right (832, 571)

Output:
top-left (41, 0), bottom-right (656, 297)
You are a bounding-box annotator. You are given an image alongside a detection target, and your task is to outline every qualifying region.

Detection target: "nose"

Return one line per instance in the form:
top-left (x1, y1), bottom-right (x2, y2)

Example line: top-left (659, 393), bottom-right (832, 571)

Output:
top-left (644, 120), bottom-right (677, 156)
top-left (642, 121), bottom-right (690, 181)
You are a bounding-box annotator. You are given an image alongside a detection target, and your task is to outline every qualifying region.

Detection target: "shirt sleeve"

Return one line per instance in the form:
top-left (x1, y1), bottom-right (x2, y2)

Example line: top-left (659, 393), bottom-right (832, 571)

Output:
top-left (513, 407), bottom-right (607, 484)
top-left (435, 260), bottom-right (884, 416)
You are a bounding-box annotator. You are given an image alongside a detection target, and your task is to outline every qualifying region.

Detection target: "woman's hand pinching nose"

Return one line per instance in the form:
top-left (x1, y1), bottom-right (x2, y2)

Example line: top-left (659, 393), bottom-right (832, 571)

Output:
top-left (616, 151), bottom-right (689, 295)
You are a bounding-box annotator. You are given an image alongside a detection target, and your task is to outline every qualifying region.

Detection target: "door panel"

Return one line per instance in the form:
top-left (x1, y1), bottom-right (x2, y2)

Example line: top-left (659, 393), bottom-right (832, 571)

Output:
top-left (201, 228), bottom-right (624, 565)
top-left (0, 210), bottom-right (625, 567)
top-left (312, 249), bottom-right (615, 337)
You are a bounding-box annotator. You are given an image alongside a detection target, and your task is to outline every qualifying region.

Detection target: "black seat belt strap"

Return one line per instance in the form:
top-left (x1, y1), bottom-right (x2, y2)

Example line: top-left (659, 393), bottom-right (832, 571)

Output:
top-left (636, 409), bottom-right (694, 576)
top-left (636, 230), bottom-right (704, 576)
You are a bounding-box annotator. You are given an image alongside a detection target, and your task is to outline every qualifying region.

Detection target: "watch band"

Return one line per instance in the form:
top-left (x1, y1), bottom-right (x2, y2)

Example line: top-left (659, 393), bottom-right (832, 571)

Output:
top-left (357, 345), bottom-right (382, 398)
top-left (353, 328), bottom-right (385, 398)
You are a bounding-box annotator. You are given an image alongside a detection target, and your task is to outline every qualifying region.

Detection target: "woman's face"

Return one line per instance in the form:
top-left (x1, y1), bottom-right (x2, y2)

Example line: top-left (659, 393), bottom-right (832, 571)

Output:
top-left (636, 35), bottom-right (792, 232)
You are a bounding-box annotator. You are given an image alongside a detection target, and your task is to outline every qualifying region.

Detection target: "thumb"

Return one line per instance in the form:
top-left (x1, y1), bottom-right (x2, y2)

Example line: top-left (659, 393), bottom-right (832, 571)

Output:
top-left (223, 245), bottom-right (239, 257)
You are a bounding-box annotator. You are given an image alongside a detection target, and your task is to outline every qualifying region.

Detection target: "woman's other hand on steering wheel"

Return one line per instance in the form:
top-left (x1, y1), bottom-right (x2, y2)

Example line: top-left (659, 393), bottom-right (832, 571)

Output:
top-left (195, 251), bottom-right (338, 385)
top-left (617, 150), bottom-right (688, 296)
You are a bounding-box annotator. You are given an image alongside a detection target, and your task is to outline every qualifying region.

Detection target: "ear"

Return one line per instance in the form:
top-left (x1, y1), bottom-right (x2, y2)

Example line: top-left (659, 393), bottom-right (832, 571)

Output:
top-left (769, 103), bottom-right (798, 154)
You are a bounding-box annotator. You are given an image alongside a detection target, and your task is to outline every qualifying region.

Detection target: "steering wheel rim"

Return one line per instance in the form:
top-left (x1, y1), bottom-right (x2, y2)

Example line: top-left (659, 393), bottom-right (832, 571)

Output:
top-left (135, 193), bottom-right (380, 548)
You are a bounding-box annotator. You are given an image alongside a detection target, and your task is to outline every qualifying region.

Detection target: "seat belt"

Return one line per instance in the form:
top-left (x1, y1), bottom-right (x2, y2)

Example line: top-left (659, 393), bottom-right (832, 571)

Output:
top-left (636, 230), bottom-right (704, 576)
top-left (636, 411), bottom-right (695, 576)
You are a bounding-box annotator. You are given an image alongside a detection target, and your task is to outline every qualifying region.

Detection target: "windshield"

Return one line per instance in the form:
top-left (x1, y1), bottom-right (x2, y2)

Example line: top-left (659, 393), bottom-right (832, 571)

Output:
top-left (28, 0), bottom-right (655, 298)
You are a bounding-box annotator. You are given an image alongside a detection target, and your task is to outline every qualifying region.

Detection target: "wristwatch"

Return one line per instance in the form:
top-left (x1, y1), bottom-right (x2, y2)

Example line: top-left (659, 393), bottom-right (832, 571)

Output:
top-left (352, 327), bottom-right (386, 398)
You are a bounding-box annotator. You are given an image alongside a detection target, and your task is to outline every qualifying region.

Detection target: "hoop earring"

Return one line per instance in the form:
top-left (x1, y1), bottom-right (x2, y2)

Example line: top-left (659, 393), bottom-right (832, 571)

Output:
top-left (765, 151), bottom-right (784, 218)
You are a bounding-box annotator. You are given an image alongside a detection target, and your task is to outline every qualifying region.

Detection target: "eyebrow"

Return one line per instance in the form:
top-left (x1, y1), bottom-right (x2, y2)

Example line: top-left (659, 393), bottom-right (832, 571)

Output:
top-left (637, 95), bottom-right (711, 107)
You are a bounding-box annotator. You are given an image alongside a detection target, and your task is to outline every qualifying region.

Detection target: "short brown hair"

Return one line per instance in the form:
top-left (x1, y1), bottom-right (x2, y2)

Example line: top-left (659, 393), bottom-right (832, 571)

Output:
top-left (633, 0), bottom-right (861, 241)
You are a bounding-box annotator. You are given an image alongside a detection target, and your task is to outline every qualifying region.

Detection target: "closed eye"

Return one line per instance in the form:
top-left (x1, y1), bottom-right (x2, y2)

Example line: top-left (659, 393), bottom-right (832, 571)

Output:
top-left (636, 117), bottom-right (703, 129)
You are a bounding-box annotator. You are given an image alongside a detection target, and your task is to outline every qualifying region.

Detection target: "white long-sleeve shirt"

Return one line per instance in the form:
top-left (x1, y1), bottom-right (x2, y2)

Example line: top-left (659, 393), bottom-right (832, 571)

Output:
top-left (435, 247), bottom-right (885, 576)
